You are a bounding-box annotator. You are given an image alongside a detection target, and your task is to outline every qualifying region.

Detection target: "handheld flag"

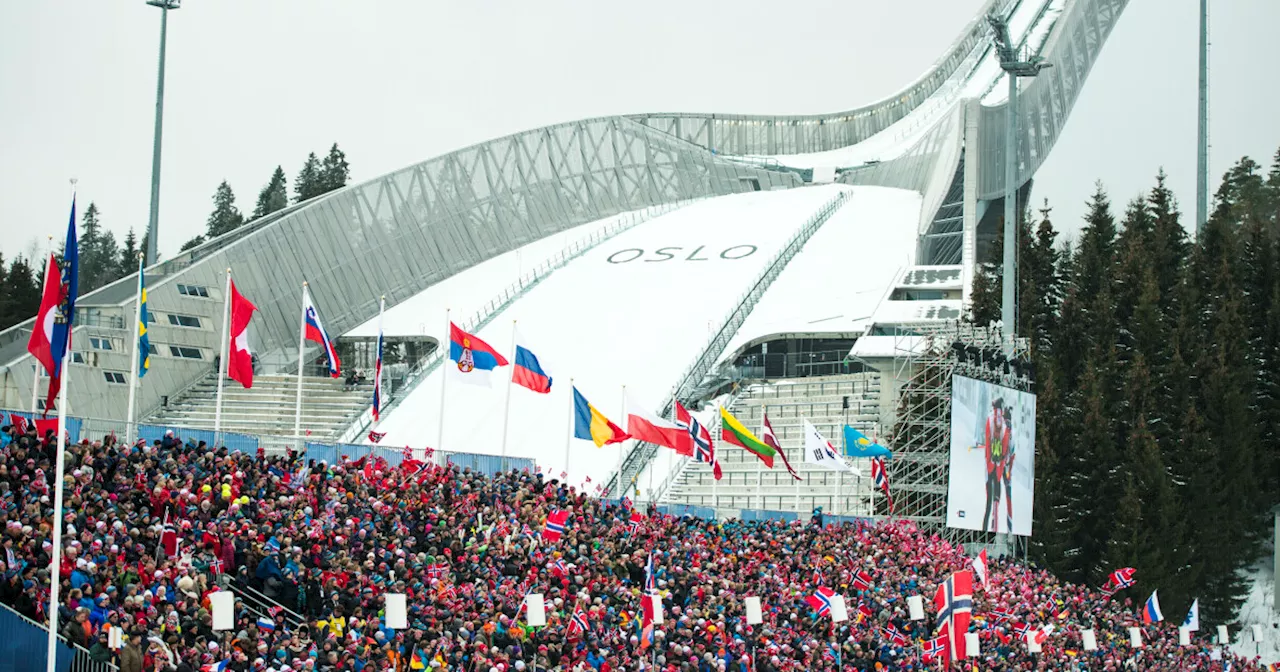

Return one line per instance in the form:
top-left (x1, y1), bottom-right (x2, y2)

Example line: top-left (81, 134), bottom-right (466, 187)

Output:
top-left (568, 605), bottom-right (589, 636)
top-left (1183, 598), bottom-right (1200, 631)
top-left (720, 406), bottom-right (775, 467)
top-left (137, 264), bottom-right (151, 378)
top-left (1101, 567), bottom-right (1136, 596)
top-left (448, 322), bottom-right (508, 386)
top-left (367, 430), bottom-right (385, 444)
top-left (843, 425), bottom-right (892, 458)
top-left (972, 549), bottom-right (988, 590)
top-left (511, 328), bottom-right (552, 393)
top-left (227, 280), bottom-right (258, 388)
top-left (852, 569), bottom-right (873, 592)
top-left (921, 636), bottom-right (947, 664)
top-left (1141, 590), bottom-right (1163, 624)
top-left (764, 411), bottom-right (801, 480)
top-left (806, 587), bottom-right (837, 618)
top-left (302, 287), bottom-right (341, 377)
top-left (372, 297), bottom-right (384, 420)
top-left (543, 510), bottom-right (569, 542)
top-left (676, 402), bottom-right (721, 480)
top-left (256, 616), bottom-right (276, 631)
top-left (871, 457), bottom-right (894, 513)
top-left (625, 392), bottom-right (689, 454)
top-left (880, 622), bottom-right (908, 647)
top-left (572, 387), bottom-right (629, 447)
top-left (933, 570), bottom-right (973, 661)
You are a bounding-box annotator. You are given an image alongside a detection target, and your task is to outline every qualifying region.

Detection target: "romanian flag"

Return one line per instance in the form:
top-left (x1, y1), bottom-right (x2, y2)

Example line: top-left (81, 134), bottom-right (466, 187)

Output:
top-left (573, 387), bottom-right (629, 447)
top-left (137, 264), bottom-right (151, 378)
top-left (720, 407), bottom-right (775, 467)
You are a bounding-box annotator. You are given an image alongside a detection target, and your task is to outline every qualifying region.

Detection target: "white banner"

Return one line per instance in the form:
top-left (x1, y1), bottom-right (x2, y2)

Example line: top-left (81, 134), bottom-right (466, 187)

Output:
top-left (804, 420), bottom-right (858, 473)
top-left (907, 595), bottom-right (924, 621)
top-left (745, 597), bottom-right (763, 625)
top-left (210, 591), bottom-right (234, 631)
top-left (526, 593), bottom-right (546, 627)
top-left (385, 593), bottom-right (407, 629)
top-left (1082, 629), bottom-right (1097, 651)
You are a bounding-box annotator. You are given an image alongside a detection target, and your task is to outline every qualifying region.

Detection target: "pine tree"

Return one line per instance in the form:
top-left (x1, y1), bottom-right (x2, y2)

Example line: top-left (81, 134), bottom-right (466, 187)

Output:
top-left (2, 256), bottom-right (41, 330)
top-left (253, 166), bottom-right (289, 219)
top-left (180, 235), bottom-right (206, 252)
top-left (319, 143), bottom-right (350, 193)
top-left (1022, 201), bottom-right (1061, 352)
top-left (78, 202), bottom-right (103, 290)
top-left (967, 232), bottom-right (1001, 326)
top-left (206, 180), bottom-right (245, 239)
top-left (294, 153), bottom-right (323, 203)
top-left (120, 228), bottom-right (139, 275)
top-left (0, 252), bottom-right (7, 329)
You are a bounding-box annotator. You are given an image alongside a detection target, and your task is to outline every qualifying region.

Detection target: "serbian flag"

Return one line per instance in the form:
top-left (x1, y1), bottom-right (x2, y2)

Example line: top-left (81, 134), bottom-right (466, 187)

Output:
top-left (543, 509), bottom-right (569, 542)
top-left (624, 391), bottom-right (689, 454)
top-left (806, 586), bottom-right (837, 617)
top-left (511, 328), bottom-right (552, 393)
top-left (572, 387), bottom-right (629, 447)
top-left (448, 322), bottom-right (508, 386)
top-left (227, 279), bottom-right (258, 388)
top-left (302, 287), bottom-right (341, 377)
top-left (1141, 590), bottom-right (1163, 624)
top-left (972, 549), bottom-right (989, 589)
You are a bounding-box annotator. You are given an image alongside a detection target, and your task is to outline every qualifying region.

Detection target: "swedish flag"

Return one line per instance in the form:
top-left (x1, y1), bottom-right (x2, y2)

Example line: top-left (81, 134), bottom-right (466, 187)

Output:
top-left (137, 267), bottom-right (150, 378)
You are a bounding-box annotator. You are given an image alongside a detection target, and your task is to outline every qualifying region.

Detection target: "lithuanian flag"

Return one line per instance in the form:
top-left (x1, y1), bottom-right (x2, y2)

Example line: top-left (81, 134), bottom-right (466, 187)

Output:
top-left (720, 407), bottom-right (775, 467)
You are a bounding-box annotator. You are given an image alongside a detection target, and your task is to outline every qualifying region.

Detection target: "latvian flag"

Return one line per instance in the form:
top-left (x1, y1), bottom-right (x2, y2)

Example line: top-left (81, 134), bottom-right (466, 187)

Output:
top-left (805, 586), bottom-right (837, 618)
top-left (543, 510), bottom-right (569, 542)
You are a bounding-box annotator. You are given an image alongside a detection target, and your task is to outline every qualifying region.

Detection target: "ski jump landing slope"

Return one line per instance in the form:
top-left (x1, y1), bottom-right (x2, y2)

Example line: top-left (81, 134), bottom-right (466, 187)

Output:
top-left (364, 185), bottom-right (921, 481)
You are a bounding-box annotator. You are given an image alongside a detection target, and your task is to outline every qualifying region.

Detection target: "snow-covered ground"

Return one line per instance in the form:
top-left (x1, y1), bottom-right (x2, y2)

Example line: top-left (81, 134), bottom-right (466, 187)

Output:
top-left (368, 186), bottom-right (852, 483)
top-left (1231, 559), bottom-right (1279, 665)
top-left (717, 186), bottom-right (922, 363)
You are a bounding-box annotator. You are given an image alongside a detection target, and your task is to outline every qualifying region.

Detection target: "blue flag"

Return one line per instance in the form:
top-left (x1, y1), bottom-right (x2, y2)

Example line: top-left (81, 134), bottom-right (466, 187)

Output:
top-left (843, 425), bottom-right (892, 458)
top-left (49, 196), bottom-right (79, 378)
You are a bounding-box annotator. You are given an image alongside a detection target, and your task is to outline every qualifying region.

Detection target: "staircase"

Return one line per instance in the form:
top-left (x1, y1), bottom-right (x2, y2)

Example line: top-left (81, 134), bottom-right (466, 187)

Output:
top-left (148, 373), bottom-right (374, 440)
top-left (661, 372), bottom-right (883, 515)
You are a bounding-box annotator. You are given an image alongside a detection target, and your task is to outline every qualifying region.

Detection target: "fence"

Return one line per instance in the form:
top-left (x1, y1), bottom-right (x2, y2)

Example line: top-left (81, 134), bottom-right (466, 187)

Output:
top-left (0, 601), bottom-right (115, 672)
top-left (302, 441), bottom-right (534, 477)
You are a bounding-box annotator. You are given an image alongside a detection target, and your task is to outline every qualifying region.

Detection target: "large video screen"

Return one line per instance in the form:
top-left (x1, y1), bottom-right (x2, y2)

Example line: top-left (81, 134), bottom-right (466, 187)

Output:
top-left (946, 375), bottom-right (1036, 537)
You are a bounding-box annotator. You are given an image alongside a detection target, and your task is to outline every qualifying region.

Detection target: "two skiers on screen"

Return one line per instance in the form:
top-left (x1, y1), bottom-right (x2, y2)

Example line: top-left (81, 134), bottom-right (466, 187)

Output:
top-left (981, 397), bottom-right (1015, 534)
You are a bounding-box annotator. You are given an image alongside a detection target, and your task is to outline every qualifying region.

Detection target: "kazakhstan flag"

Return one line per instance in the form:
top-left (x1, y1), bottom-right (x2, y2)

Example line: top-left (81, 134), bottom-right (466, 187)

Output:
top-left (843, 425), bottom-right (891, 458)
top-left (137, 267), bottom-right (150, 378)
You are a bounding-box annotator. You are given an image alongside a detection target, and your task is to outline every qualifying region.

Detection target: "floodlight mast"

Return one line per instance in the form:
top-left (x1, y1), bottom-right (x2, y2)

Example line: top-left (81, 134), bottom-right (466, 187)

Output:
top-left (986, 13), bottom-right (1051, 353)
top-left (143, 0), bottom-right (180, 266)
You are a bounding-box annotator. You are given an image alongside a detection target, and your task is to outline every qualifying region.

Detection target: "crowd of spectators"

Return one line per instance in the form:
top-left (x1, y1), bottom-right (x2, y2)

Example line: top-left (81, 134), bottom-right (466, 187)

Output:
top-left (0, 419), bottom-right (1268, 671)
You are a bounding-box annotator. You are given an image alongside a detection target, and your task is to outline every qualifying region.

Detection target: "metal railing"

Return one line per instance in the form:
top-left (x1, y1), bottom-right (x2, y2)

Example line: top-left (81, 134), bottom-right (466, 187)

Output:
top-left (229, 575), bottom-right (305, 630)
top-left (0, 601), bottom-right (119, 672)
top-left (607, 190), bottom-right (852, 496)
top-left (335, 199), bottom-right (699, 444)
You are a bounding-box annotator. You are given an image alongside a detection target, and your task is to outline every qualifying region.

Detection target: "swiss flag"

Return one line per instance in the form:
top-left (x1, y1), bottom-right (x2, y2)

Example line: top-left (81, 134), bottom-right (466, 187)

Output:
top-left (227, 279), bottom-right (257, 389)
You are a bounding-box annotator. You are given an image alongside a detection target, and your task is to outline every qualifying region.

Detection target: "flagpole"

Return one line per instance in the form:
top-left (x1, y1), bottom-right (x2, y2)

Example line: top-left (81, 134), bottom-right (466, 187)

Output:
top-left (756, 405), bottom-right (764, 512)
top-left (437, 309), bottom-right (450, 453)
top-left (373, 295), bottom-right (385, 427)
top-left (498, 320), bottom-right (517, 473)
top-left (564, 377), bottom-right (574, 480)
top-left (794, 423), bottom-right (802, 515)
top-left (712, 401), bottom-right (720, 512)
top-left (125, 253), bottom-right (144, 445)
top-left (618, 384), bottom-right (627, 501)
top-left (294, 282), bottom-right (308, 446)
top-left (45, 345), bottom-right (71, 672)
top-left (213, 269), bottom-right (232, 444)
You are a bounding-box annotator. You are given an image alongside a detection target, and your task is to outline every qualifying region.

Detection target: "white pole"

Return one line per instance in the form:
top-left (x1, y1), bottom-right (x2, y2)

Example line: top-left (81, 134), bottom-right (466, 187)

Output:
top-left (565, 377), bottom-right (574, 480)
top-left (374, 295), bottom-right (385, 424)
top-left (618, 385), bottom-right (627, 500)
top-left (436, 309), bottom-right (450, 453)
top-left (712, 401), bottom-right (720, 511)
top-left (45, 346), bottom-right (70, 672)
top-left (125, 253), bottom-right (144, 445)
top-left (213, 269), bottom-right (232, 443)
top-left (294, 282), bottom-right (308, 446)
top-left (756, 406), bottom-right (765, 511)
top-left (499, 320), bottom-right (517, 471)
top-left (836, 465), bottom-right (843, 518)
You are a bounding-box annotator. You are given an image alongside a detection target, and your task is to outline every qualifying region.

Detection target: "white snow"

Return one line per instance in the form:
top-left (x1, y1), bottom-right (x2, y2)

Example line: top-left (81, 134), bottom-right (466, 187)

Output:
top-left (718, 186), bottom-right (923, 363)
top-left (371, 186), bottom-right (849, 484)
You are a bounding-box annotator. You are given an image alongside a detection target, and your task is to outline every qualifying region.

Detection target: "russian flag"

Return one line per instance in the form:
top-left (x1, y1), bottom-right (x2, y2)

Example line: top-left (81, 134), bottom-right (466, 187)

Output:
top-left (302, 288), bottom-right (341, 377)
top-left (1141, 590), bottom-right (1163, 624)
top-left (257, 616), bottom-right (276, 631)
top-left (201, 660), bottom-right (230, 672)
top-left (510, 328), bottom-right (551, 393)
top-left (448, 322), bottom-right (508, 387)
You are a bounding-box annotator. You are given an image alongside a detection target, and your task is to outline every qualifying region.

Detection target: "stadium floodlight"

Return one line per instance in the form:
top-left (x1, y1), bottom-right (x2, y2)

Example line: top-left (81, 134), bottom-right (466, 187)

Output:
top-left (143, 0), bottom-right (181, 266)
top-left (987, 13), bottom-right (1051, 352)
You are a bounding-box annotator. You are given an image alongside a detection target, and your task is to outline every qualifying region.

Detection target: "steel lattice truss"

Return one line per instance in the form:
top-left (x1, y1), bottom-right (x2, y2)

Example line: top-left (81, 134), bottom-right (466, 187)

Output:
top-left (884, 322), bottom-right (1031, 549)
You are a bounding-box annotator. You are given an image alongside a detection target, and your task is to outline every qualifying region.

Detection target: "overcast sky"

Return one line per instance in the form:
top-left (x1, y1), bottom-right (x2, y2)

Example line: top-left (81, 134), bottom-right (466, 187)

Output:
top-left (1, 0), bottom-right (1277, 262)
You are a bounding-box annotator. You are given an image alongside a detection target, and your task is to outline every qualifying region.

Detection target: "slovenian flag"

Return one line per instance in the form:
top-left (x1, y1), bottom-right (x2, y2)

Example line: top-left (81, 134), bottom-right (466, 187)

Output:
top-left (572, 387), bottom-right (629, 447)
top-left (1141, 590), bottom-right (1163, 624)
top-left (302, 286), bottom-right (341, 377)
top-left (510, 328), bottom-right (551, 393)
top-left (448, 322), bottom-right (508, 386)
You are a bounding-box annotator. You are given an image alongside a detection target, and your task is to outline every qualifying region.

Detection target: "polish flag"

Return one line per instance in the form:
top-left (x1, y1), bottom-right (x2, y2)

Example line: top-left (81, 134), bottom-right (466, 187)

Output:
top-left (624, 392), bottom-right (691, 455)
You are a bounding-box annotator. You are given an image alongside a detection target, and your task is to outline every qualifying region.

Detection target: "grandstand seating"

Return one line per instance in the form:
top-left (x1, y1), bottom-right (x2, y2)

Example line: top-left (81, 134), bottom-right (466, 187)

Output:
top-left (0, 415), bottom-right (1263, 672)
top-left (662, 373), bottom-right (881, 515)
top-left (147, 373), bottom-right (373, 440)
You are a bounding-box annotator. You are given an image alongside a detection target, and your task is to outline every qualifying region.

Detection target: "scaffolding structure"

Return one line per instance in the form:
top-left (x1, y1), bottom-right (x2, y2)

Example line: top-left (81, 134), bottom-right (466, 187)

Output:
top-left (885, 321), bottom-right (1032, 550)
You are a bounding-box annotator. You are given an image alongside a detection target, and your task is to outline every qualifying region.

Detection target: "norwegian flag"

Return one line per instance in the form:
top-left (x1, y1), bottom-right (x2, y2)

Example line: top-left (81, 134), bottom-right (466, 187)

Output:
top-left (551, 559), bottom-right (570, 578)
top-left (879, 622), bottom-right (908, 647)
top-left (559, 471), bottom-right (568, 479)
top-left (921, 635), bottom-right (947, 663)
top-left (852, 569), bottom-right (873, 592)
top-left (933, 570), bottom-right (974, 661)
top-left (812, 568), bottom-right (823, 586)
top-left (989, 609), bottom-right (1013, 625)
top-left (438, 583), bottom-right (458, 601)
top-left (568, 606), bottom-right (589, 636)
top-left (208, 557), bottom-right (224, 577)
top-left (1101, 567), bottom-right (1137, 596)
top-left (806, 586), bottom-right (837, 618)
top-left (543, 510), bottom-right (569, 542)
top-left (972, 549), bottom-right (989, 590)
top-left (403, 445), bottom-right (413, 461)
top-left (585, 475), bottom-right (592, 483)
top-left (427, 563), bottom-right (449, 580)
top-left (521, 523), bottom-right (534, 537)
top-left (1011, 622), bottom-right (1033, 640)
top-left (7, 413), bottom-right (29, 434)
top-left (367, 431), bottom-right (385, 444)
top-left (627, 511), bottom-right (644, 535)
top-left (871, 457), bottom-right (893, 513)
top-left (675, 401), bottom-right (722, 480)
